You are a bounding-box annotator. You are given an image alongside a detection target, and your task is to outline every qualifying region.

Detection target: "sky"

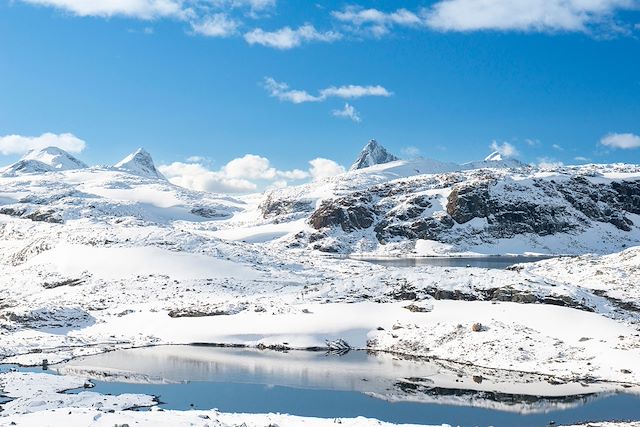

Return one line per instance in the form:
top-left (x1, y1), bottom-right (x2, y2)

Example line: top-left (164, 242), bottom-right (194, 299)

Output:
top-left (0, 0), bottom-right (639, 192)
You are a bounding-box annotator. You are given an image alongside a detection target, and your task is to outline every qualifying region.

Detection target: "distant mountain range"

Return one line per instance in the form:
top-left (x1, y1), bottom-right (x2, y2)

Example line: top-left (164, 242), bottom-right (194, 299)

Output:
top-left (1, 146), bottom-right (164, 180)
top-left (0, 141), bottom-right (638, 256)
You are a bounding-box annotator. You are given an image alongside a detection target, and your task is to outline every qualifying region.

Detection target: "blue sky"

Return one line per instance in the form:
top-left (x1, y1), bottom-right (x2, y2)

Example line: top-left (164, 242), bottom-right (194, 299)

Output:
top-left (1, 0), bottom-right (639, 191)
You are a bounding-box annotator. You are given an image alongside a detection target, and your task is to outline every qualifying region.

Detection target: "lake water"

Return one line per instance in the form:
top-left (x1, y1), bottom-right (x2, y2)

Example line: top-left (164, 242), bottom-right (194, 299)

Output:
top-left (355, 255), bottom-right (556, 269)
top-left (54, 346), bottom-right (640, 427)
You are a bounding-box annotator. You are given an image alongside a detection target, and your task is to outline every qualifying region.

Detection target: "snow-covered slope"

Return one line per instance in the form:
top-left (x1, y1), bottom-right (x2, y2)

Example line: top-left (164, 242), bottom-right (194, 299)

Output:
top-left (1, 147), bottom-right (87, 176)
top-left (350, 139), bottom-right (400, 171)
top-left (461, 150), bottom-right (527, 170)
top-left (246, 161), bottom-right (640, 255)
top-left (1, 150), bottom-right (640, 424)
top-left (114, 148), bottom-right (165, 179)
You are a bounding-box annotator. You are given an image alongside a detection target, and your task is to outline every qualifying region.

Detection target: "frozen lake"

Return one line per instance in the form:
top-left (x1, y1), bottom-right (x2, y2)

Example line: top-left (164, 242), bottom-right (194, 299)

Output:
top-left (355, 255), bottom-right (556, 269)
top-left (51, 346), bottom-right (640, 427)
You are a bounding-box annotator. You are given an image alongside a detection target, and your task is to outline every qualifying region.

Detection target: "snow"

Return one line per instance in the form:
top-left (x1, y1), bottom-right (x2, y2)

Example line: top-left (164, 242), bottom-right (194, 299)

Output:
top-left (114, 148), bottom-right (165, 180)
top-left (0, 408), bottom-right (449, 427)
top-left (0, 150), bottom-right (639, 426)
top-left (0, 371), bottom-right (154, 416)
top-left (22, 147), bottom-right (88, 171)
top-left (26, 243), bottom-right (261, 280)
top-left (1, 147), bottom-right (88, 177)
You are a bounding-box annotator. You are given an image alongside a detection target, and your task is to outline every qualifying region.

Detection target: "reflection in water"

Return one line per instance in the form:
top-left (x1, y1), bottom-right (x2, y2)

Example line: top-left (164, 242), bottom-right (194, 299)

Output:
top-left (355, 256), bottom-right (556, 269)
top-left (58, 346), bottom-right (640, 427)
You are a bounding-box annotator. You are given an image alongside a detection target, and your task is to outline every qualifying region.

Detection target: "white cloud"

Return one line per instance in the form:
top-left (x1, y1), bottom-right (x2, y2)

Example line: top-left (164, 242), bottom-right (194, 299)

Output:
top-left (0, 132), bottom-right (86, 156)
top-left (332, 103), bottom-right (361, 123)
top-left (244, 24), bottom-right (341, 49)
top-left (160, 153), bottom-right (311, 193)
top-left (159, 161), bottom-right (258, 193)
top-left (186, 155), bottom-right (208, 163)
top-left (264, 77), bottom-right (392, 104)
top-left (574, 156), bottom-right (591, 162)
top-left (552, 143), bottom-right (564, 151)
top-left (490, 141), bottom-right (519, 158)
top-left (211, 0), bottom-right (275, 12)
top-left (191, 13), bottom-right (239, 37)
top-left (425, 0), bottom-right (637, 33)
top-left (538, 157), bottom-right (564, 169)
top-left (401, 146), bottom-right (422, 158)
top-left (332, 7), bottom-right (424, 36)
top-left (600, 132), bottom-right (640, 149)
top-left (222, 154), bottom-right (276, 179)
top-left (19, 0), bottom-right (186, 19)
top-left (525, 138), bottom-right (540, 146)
top-left (18, 0), bottom-right (275, 38)
top-left (263, 78), bottom-right (323, 103)
top-left (277, 169), bottom-right (309, 180)
top-left (320, 85), bottom-right (392, 99)
top-left (309, 158), bottom-right (345, 181)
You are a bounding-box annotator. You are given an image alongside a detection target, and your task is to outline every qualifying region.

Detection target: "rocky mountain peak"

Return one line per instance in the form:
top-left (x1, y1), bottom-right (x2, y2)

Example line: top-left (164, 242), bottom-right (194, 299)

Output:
top-left (349, 139), bottom-right (400, 171)
top-left (114, 148), bottom-right (165, 179)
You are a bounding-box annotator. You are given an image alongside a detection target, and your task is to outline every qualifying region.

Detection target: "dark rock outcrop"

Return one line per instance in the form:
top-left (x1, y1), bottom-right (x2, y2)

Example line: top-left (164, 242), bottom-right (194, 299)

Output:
top-left (309, 193), bottom-right (376, 231)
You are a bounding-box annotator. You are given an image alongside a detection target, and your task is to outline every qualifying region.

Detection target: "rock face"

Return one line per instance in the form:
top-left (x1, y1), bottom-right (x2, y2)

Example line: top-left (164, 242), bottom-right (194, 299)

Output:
top-left (350, 140), bottom-right (400, 171)
top-left (301, 167), bottom-right (640, 253)
top-left (114, 148), bottom-right (165, 179)
top-left (1, 147), bottom-right (87, 176)
top-left (310, 193), bottom-right (376, 231)
top-left (259, 193), bottom-right (314, 220)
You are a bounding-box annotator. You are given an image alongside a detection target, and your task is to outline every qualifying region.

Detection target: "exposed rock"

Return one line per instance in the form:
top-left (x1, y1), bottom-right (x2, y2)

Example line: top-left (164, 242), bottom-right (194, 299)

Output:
top-left (309, 193), bottom-right (376, 232)
top-left (0, 206), bottom-right (63, 224)
top-left (190, 207), bottom-right (226, 219)
top-left (260, 194), bottom-right (314, 219)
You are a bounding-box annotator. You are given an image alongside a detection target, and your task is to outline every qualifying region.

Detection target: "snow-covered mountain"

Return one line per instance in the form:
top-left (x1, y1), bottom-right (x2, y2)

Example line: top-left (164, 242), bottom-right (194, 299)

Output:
top-left (461, 151), bottom-right (527, 170)
top-left (350, 140), bottom-right (400, 171)
top-left (2, 144), bottom-right (640, 422)
top-left (114, 148), bottom-right (165, 180)
top-left (255, 161), bottom-right (640, 255)
top-left (1, 147), bottom-right (87, 176)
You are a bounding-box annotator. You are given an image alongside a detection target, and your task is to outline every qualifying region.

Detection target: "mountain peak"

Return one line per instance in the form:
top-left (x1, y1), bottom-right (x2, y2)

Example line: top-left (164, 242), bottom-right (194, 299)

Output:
top-left (350, 139), bottom-right (400, 171)
top-left (484, 151), bottom-right (504, 162)
top-left (22, 146), bottom-right (88, 170)
top-left (1, 146), bottom-right (87, 176)
top-left (114, 148), bottom-right (165, 179)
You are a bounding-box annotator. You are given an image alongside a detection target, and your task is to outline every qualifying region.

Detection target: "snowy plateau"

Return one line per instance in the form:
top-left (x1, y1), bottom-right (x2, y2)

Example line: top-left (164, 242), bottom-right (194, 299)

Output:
top-left (0, 142), bottom-right (639, 427)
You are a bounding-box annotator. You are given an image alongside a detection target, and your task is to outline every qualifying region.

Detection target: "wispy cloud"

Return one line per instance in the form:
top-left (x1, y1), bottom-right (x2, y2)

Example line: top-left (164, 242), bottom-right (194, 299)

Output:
top-left (600, 132), bottom-right (640, 149)
top-left (264, 77), bottom-right (392, 104)
top-left (0, 132), bottom-right (86, 156)
top-left (538, 158), bottom-right (564, 169)
top-left (490, 141), bottom-right (519, 158)
top-left (424, 0), bottom-right (637, 34)
top-left (401, 146), bottom-right (422, 158)
top-left (18, 0), bottom-right (186, 20)
top-left (332, 103), bottom-right (361, 122)
top-left (244, 24), bottom-right (341, 49)
top-left (17, 0), bottom-right (275, 39)
top-left (331, 1), bottom-right (637, 38)
top-left (191, 13), bottom-right (239, 37)
top-left (333, 7), bottom-right (424, 36)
